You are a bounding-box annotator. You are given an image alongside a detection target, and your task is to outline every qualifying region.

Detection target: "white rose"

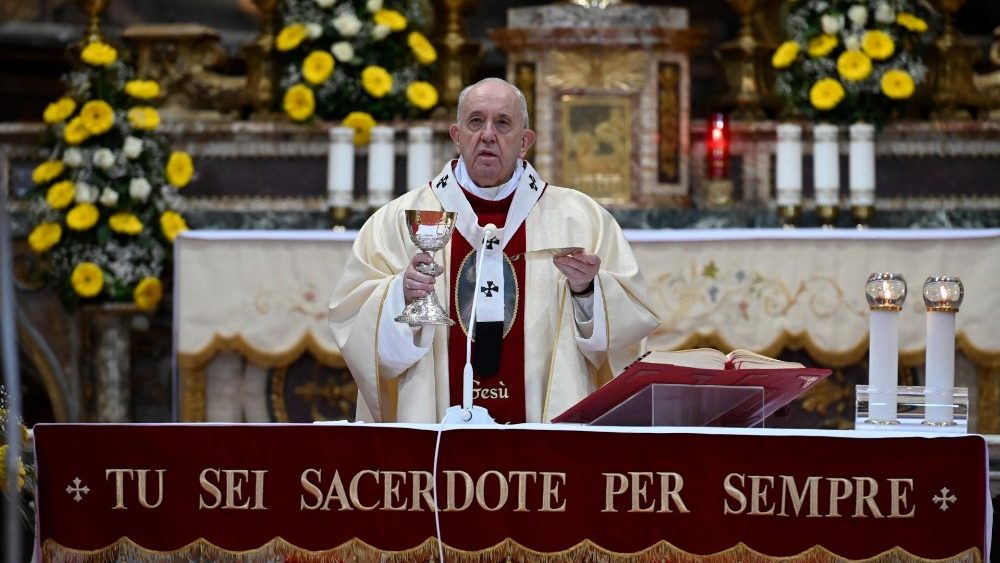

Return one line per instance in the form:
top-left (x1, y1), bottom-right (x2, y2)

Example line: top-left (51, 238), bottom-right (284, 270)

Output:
top-left (331, 41), bottom-right (355, 62)
top-left (306, 23), bottom-right (323, 39)
top-left (844, 34), bottom-right (861, 51)
top-left (123, 136), bottom-right (143, 159)
top-left (314, 0), bottom-right (336, 7)
top-left (366, 0), bottom-right (383, 11)
top-left (98, 187), bottom-right (119, 207)
top-left (820, 14), bottom-right (842, 35)
top-left (92, 148), bottom-right (115, 170)
top-left (847, 5), bottom-right (867, 26)
top-left (62, 148), bottom-right (83, 168)
top-left (74, 182), bottom-right (98, 204)
top-left (129, 177), bottom-right (152, 202)
top-left (372, 24), bottom-right (390, 41)
top-left (874, 2), bottom-right (895, 23)
top-left (333, 13), bottom-right (362, 37)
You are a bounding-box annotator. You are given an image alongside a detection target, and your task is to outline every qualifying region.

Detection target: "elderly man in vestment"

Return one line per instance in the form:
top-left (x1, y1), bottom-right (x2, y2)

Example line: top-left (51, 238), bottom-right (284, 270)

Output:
top-left (329, 77), bottom-right (660, 424)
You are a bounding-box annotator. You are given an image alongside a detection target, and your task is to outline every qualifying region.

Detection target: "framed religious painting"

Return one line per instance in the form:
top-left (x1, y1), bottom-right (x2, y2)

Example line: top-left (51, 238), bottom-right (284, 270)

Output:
top-left (559, 95), bottom-right (633, 205)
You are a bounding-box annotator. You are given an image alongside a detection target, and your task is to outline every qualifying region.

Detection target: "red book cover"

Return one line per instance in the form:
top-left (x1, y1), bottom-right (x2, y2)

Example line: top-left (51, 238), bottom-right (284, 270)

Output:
top-left (552, 350), bottom-right (832, 425)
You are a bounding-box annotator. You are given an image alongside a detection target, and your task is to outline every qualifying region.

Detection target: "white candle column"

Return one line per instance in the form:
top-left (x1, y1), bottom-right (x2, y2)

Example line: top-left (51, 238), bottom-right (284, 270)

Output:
top-left (813, 124), bottom-right (840, 226)
top-left (775, 123), bottom-right (802, 226)
top-left (849, 123), bottom-right (875, 227)
top-left (923, 276), bottom-right (964, 425)
top-left (327, 126), bottom-right (355, 226)
top-left (865, 273), bottom-right (907, 424)
top-left (367, 125), bottom-right (395, 210)
top-left (407, 126), bottom-right (433, 191)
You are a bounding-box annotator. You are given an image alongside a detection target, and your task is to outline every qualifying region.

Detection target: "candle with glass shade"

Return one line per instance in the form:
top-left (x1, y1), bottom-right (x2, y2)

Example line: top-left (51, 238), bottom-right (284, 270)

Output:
top-left (923, 276), bottom-right (964, 426)
top-left (863, 273), bottom-right (906, 424)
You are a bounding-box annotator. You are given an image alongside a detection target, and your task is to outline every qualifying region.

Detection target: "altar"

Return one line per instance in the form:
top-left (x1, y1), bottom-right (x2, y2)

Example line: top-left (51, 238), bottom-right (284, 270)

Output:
top-left (175, 228), bottom-right (1000, 432)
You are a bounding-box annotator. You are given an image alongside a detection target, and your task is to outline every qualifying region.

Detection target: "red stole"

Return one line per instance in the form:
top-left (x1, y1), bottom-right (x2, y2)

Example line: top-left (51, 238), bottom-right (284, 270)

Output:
top-left (447, 189), bottom-right (527, 423)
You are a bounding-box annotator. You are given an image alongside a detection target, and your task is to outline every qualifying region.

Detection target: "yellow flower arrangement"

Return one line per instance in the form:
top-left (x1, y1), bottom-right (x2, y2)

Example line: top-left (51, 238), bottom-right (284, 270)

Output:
top-left (25, 39), bottom-right (193, 310)
top-left (133, 276), bottom-right (163, 311)
top-left (71, 262), bottom-right (104, 297)
top-left (43, 97), bottom-right (76, 124)
top-left (406, 81), bottom-right (439, 111)
top-left (277, 0), bottom-right (438, 124)
top-left (342, 111), bottom-right (376, 146)
top-left (0, 385), bottom-right (35, 526)
top-left (0, 445), bottom-right (27, 491)
top-left (773, 0), bottom-right (929, 125)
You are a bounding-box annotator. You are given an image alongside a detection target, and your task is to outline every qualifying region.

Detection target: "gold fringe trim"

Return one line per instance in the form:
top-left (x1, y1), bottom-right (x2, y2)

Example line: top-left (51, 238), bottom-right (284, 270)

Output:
top-left (177, 332), bottom-right (347, 370)
top-left (41, 536), bottom-right (982, 563)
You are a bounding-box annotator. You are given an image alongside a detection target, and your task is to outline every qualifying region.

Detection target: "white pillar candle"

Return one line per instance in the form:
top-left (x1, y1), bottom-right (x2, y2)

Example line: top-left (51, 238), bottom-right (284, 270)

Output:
top-left (924, 311), bottom-right (956, 424)
top-left (848, 123), bottom-right (875, 207)
top-left (775, 123), bottom-right (802, 206)
top-left (813, 124), bottom-right (840, 207)
top-left (367, 125), bottom-right (395, 209)
top-left (868, 310), bottom-right (899, 422)
top-left (407, 126), bottom-right (433, 191)
top-left (327, 126), bottom-right (355, 209)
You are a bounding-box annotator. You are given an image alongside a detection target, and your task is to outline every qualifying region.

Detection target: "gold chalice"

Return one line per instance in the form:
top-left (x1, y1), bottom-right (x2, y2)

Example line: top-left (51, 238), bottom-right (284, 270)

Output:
top-left (395, 210), bottom-right (457, 326)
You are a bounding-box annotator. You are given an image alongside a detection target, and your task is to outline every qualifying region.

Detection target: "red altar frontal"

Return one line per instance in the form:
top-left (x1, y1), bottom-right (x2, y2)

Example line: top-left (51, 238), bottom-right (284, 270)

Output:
top-left (33, 424), bottom-right (991, 562)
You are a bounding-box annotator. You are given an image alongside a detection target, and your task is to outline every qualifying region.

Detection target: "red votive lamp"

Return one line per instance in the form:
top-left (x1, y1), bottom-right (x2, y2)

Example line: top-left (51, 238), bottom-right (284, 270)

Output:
top-left (706, 112), bottom-right (730, 180)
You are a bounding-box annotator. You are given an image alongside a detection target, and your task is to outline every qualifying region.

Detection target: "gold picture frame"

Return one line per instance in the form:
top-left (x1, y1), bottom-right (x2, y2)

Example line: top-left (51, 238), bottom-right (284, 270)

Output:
top-left (560, 95), bottom-right (632, 204)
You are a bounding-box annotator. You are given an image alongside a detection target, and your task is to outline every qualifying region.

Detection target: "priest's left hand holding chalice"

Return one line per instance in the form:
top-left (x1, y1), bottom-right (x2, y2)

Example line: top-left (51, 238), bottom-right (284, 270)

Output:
top-left (329, 78), bottom-right (660, 424)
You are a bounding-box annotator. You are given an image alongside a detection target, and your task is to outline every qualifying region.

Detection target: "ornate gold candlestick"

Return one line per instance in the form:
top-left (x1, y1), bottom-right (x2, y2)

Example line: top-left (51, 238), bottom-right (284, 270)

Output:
top-left (714, 0), bottom-right (774, 119)
top-left (76, 0), bottom-right (110, 44)
top-left (927, 0), bottom-right (987, 118)
top-left (432, 0), bottom-right (482, 117)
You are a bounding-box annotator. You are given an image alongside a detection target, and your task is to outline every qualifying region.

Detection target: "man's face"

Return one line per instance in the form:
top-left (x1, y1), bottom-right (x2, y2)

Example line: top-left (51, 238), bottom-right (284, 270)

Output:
top-left (449, 82), bottom-right (536, 188)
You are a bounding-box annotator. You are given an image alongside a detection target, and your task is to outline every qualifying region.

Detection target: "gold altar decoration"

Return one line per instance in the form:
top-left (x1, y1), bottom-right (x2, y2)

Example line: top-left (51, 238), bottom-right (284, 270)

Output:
top-left (75, 0), bottom-right (110, 45)
top-left (123, 0), bottom-right (278, 118)
top-left (972, 26), bottom-right (1000, 116)
top-left (714, 0), bottom-right (775, 119)
top-left (432, 0), bottom-right (482, 117)
top-left (561, 95), bottom-right (632, 203)
top-left (926, 0), bottom-right (989, 119)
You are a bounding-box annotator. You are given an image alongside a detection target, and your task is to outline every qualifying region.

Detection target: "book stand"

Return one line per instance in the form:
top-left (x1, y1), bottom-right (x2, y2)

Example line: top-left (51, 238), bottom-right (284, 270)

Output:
top-left (590, 383), bottom-right (767, 428)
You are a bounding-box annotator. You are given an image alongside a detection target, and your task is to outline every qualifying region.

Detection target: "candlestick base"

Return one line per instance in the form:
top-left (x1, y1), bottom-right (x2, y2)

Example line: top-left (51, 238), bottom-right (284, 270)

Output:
top-left (816, 204), bottom-right (838, 228)
top-left (777, 204), bottom-right (800, 228)
top-left (329, 205), bottom-right (350, 228)
top-left (851, 205), bottom-right (874, 229)
top-left (855, 385), bottom-right (968, 433)
top-left (705, 179), bottom-right (734, 208)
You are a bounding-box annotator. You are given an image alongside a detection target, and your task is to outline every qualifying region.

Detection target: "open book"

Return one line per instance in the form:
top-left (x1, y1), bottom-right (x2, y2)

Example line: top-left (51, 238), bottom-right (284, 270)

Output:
top-left (552, 348), bottom-right (831, 425)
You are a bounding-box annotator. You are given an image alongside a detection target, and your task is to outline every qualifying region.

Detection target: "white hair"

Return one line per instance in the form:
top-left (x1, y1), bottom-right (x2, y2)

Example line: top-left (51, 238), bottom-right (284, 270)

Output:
top-left (455, 77), bottom-right (530, 129)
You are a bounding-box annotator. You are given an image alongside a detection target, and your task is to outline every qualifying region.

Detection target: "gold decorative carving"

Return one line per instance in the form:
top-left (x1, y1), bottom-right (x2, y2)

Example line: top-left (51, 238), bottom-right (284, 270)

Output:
top-left (546, 50), bottom-right (649, 92)
top-left (561, 95), bottom-right (632, 203)
top-left (432, 0), bottom-right (481, 117)
top-left (714, 0), bottom-right (775, 119)
top-left (271, 368), bottom-right (357, 423)
top-left (657, 63), bottom-right (680, 183)
top-left (179, 366), bottom-right (206, 422)
top-left (75, 0), bottom-right (110, 44)
top-left (926, 0), bottom-right (988, 119)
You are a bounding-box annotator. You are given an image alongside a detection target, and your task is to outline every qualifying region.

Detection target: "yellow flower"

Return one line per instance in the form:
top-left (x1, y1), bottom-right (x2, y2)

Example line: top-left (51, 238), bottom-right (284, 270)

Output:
top-left (862, 30), bottom-right (895, 61)
top-left (79, 100), bottom-right (115, 135)
top-left (374, 9), bottom-right (407, 32)
top-left (807, 34), bottom-right (838, 58)
top-left (64, 117), bottom-right (90, 145)
top-left (28, 222), bottom-right (61, 254)
top-left (406, 81), bottom-right (439, 111)
top-left (283, 84), bottom-right (315, 122)
top-left (66, 203), bottom-right (99, 231)
top-left (896, 13), bottom-right (927, 33)
top-left (124, 79), bottom-right (161, 100)
top-left (31, 160), bottom-right (64, 185)
top-left (133, 277), bottom-right (163, 311)
top-left (343, 111), bottom-right (376, 146)
top-left (881, 69), bottom-right (916, 99)
top-left (80, 42), bottom-right (117, 67)
top-left (408, 31), bottom-right (437, 65)
top-left (0, 445), bottom-right (27, 490)
top-left (71, 262), bottom-right (104, 297)
top-left (809, 78), bottom-right (845, 110)
top-left (837, 50), bottom-right (873, 81)
top-left (771, 41), bottom-right (800, 69)
top-left (43, 97), bottom-right (76, 124)
top-left (361, 66), bottom-right (392, 98)
top-left (166, 151), bottom-right (195, 188)
top-left (276, 23), bottom-right (309, 52)
top-left (46, 180), bottom-right (75, 209)
top-left (128, 106), bottom-right (160, 130)
top-left (302, 51), bottom-right (335, 84)
top-left (160, 210), bottom-right (188, 242)
top-left (109, 212), bottom-right (143, 235)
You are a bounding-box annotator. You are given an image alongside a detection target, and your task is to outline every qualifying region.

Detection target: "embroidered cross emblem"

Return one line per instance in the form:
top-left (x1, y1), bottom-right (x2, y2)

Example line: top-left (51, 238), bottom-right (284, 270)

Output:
top-left (933, 487), bottom-right (957, 511)
top-left (528, 174), bottom-right (538, 191)
top-left (66, 477), bottom-right (90, 502)
top-left (436, 175), bottom-right (448, 189)
top-left (480, 281), bottom-right (499, 297)
top-left (485, 236), bottom-right (500, 249)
